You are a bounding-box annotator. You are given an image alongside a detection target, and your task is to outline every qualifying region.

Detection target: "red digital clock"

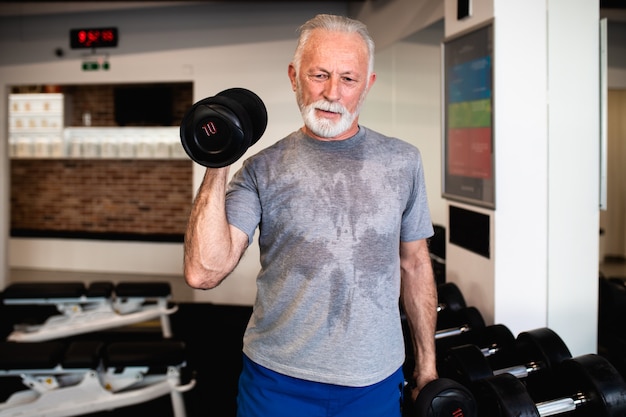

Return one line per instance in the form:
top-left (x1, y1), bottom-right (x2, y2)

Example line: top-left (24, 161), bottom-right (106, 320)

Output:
top-left (70, 27), bottom-right (118, 49)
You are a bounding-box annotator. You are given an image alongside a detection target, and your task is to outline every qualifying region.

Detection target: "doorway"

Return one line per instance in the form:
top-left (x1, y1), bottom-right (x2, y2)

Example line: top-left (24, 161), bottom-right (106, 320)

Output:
top-left (600, 89), bottom-right (626, 268)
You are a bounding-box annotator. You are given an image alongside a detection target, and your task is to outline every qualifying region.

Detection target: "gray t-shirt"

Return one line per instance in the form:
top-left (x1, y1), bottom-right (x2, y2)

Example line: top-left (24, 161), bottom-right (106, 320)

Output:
top-left (225, 126), bottom-right (433, 387)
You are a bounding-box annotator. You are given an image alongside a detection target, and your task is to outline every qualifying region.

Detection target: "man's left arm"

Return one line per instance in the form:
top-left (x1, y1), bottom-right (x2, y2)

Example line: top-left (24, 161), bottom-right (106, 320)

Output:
top-left (400, 238), bottom-right (438, 399)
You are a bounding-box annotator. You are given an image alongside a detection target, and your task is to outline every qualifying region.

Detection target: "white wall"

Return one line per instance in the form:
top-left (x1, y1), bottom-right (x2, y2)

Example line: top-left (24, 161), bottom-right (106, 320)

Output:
top-left (0, 3), bottom-right (447, 305)
top-left (362, 22), bottom-right (445, 226)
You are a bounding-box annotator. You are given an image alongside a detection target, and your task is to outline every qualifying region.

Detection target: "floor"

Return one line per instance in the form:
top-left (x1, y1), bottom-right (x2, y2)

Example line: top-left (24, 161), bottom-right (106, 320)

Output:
top-left (1, 260), bottom-right (625, 416)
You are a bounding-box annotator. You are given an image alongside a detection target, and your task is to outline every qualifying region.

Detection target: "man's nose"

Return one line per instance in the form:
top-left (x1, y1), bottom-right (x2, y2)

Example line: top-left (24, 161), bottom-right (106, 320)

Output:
top-left (323, 77), bottom-right (341, 102)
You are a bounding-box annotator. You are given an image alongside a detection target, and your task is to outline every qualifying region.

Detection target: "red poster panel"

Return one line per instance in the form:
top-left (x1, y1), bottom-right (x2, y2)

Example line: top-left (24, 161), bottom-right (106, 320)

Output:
top-left (448, 127), bottom-right (492, 179)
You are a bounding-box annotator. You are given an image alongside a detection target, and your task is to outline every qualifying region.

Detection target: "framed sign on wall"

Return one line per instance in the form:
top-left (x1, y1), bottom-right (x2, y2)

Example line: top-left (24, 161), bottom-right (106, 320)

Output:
top-left (442, 23), bottom-right (495, 208)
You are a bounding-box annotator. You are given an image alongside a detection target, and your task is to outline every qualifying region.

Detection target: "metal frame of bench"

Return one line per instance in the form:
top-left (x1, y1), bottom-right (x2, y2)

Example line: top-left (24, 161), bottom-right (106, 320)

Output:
top-left (0, 340), bottom-right (196, 417)
top-left (2, 282), bottom-right (178, 342)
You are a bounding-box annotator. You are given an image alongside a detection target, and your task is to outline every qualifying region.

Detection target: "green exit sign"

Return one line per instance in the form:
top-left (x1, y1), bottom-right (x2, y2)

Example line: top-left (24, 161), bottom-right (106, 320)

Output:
top-left (82, 61), bottom-right (110, 71)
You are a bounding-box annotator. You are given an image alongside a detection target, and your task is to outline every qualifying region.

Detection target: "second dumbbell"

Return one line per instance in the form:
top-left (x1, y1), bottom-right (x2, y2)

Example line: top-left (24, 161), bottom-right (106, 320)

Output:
top-left (439, 327), bottom-right (572, 401)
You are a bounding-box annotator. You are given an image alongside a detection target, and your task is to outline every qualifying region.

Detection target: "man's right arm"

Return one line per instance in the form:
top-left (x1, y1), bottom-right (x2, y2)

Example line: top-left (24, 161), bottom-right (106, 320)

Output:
top-left (183, 167), bottom-right (249, 289)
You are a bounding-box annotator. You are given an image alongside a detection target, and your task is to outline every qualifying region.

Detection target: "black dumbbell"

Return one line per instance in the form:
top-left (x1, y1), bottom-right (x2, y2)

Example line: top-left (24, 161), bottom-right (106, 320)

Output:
top-left (400, 282), bottom-right (466, 326)
top-left (401, 307), bottom-right (485, 363)
top-left (400, 282), bottom-right (466, 321)
top-left (435, 324), bottom-right (517, 370)
top-left (403, 306), bottom-right (487, 391)
top-left (473, 354), bottom-right (626, 417)
top-left (439, 327), bottom-right (572, 392)
top-left (180, 88), bottom-right (267, 167)
top-left (403, 378), bottom-right (477, 417)
top-left (435, 306), bottom-right (486, 336)
top-left (437, 282), bottom-right (467, 314)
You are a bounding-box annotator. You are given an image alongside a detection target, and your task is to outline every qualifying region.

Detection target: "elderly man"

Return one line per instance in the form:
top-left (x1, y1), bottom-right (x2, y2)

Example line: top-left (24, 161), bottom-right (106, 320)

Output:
top-left (184, 13), bottom-right (437, 417)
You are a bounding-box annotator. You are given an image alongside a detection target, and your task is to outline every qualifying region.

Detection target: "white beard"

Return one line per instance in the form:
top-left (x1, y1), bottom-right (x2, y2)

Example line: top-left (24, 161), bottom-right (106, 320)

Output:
top-left (299, 99), bottom-right (357, 139)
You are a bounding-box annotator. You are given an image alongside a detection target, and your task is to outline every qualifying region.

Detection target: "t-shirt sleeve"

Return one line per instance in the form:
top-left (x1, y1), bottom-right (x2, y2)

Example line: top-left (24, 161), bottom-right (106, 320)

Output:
top-left (225, 161), bottom-right (262, 246)
top-left (400, 149), bottom-right (434, 242)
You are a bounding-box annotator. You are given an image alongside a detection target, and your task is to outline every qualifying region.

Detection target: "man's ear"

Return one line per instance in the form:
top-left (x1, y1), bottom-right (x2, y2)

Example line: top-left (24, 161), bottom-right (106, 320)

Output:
top-left (288, 64), bottom-right (297, 92)
top-left (367, 72), bottom-right (377, 92)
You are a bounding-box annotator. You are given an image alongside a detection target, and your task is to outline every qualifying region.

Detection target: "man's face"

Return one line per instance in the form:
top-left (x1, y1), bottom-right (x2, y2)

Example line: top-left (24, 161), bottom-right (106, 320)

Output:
top-left (289, 29), bottom-right (376, 141)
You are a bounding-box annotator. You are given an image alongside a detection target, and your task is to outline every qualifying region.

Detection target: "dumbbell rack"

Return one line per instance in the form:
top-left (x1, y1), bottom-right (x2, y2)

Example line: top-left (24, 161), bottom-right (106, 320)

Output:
top-left (423, 281), bottom-right (626, 417)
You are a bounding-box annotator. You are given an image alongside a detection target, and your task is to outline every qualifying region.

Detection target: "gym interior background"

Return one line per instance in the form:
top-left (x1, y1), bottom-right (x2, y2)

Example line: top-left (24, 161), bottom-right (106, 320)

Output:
top-left (1, 1), bottom-right (626, 416)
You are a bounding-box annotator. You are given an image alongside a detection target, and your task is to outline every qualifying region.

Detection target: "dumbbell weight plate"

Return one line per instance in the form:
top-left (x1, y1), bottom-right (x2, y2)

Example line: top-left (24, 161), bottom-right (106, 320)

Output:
top-left (181, 97), bottom-right (248, 167)
top-left (437, 306), bottom-right (485, 332)
top-left (439, 343), bottom-right (494, 387)
top-left (405, 378), bottom-right (477, 417)
top-left (473, 373), bottom-right (540, 417)
top-left (437, 282), bottom-right (466, 313)
top-left (180, 88), bottom-right (267, 167)
top-left (216, 88), bottom-right (267, 147)
top-left (556, 354), bottom-right (626, 417)
top-left (515, 328), bottom-right (572, 402)
top-left (516, 328), bottom-right (572, 371)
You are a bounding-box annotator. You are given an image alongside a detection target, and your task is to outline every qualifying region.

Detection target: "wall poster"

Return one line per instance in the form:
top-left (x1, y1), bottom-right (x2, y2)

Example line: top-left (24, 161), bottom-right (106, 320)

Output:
top-left (442, 23), bottom-right (495, 208)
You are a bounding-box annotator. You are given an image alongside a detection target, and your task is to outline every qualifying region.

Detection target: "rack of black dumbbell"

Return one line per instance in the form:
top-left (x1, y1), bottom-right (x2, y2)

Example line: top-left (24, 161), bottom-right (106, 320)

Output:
top-left (401, 281), bottom-right (626, 417)
top-left (598, 273), bottom-right (626, 381)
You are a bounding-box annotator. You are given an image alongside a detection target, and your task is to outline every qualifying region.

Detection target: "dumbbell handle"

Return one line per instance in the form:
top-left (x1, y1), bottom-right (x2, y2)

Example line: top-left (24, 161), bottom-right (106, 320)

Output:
top-left (492, 361), bottom-right (544, 379)
top-left (535, 392), bottom-right (586, 416)
top-left (481, 345), bottom-right (499, 357)
top-left (435, 326), bottom-right (505, 356)
top-left (435, 324), bottom-right (471, 339)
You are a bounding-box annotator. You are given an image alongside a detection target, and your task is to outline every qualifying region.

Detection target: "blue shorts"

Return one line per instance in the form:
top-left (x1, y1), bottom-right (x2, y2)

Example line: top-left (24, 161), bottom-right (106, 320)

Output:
top-left (236, 355), bottom-right (404, 417)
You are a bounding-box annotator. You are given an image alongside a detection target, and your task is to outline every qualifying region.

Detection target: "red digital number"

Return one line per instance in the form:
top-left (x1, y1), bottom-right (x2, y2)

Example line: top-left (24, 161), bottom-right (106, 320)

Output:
top-left (87, 30), bottom-right (100, 47)
top-left (71, 27), bottom-right (117, 49)
top-left (102, 30), bottom-right (114, 42)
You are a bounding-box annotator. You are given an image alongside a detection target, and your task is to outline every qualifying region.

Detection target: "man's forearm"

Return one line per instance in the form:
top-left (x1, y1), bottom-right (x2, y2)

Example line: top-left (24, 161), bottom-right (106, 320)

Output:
top-left (184, 167), bottom-right (247, 289)
top-left (400, 240), bottom-right (438, 393)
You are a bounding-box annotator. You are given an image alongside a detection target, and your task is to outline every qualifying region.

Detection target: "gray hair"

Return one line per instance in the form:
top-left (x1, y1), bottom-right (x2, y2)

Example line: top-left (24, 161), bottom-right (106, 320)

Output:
top-left (292, 14), bottom-right (375, 76)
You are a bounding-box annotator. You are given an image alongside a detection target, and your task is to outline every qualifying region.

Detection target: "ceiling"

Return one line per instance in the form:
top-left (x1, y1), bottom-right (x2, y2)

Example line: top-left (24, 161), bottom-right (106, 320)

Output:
top-left (0, 1), bottom-right (360, 17)
top-left (0, 1), bottom-right (624, 21)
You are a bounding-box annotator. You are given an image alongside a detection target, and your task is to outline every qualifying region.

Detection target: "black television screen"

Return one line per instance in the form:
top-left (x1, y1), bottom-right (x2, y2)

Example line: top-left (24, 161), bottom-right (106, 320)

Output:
top-left (449, 205), bottom-right (490, 258)
top-left (114, 85), bottom-right (173, 126)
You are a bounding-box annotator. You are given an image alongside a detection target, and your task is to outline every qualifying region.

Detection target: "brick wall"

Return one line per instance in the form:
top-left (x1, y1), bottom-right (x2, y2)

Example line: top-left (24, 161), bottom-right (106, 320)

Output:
top-left (9, 83), bottom-right (194, 242)
top-left (63, 83), bottom-right (192, 127)
top-left (10, 159), bottom-right (193, 241)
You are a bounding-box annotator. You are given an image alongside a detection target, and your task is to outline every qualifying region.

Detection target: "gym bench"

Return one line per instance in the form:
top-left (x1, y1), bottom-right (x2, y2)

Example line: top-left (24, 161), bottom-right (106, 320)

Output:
top-left (1, 281), bottom-right (178, 342)
top-left (0, 339), bottom-right (195, 417)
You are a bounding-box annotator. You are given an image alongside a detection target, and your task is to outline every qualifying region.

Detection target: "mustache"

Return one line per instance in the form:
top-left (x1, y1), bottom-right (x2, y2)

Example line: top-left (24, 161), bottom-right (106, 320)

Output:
top-left (311, 100), bottom-right (347, 115)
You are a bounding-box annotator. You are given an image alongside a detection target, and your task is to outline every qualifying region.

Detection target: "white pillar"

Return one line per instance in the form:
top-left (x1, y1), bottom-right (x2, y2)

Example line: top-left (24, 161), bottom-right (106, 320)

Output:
top-left (444, 0), bottom-right (600, 356)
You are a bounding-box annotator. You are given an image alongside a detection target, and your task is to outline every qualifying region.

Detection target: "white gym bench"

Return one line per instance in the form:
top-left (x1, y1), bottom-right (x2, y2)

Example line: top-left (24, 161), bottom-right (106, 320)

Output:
top-left (1, 281), bottom-right (178, 342)
top-left (0, 339), bottom-right (196, 417)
